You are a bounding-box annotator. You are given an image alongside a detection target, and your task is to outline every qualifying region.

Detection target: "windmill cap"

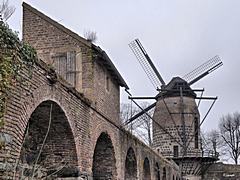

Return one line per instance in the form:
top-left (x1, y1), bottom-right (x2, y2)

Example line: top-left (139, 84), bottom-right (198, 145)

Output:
top-left (157, 77), bottom-right (196, 98)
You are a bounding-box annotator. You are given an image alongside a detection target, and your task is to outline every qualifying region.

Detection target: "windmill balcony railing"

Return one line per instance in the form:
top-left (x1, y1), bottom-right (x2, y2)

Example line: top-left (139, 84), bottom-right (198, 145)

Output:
top-left (161, 149), bottom-right (218, 159)
top-left (161, 150), bottom-right (202, 158)
top-left (202, 150), bottom-right (219, 159)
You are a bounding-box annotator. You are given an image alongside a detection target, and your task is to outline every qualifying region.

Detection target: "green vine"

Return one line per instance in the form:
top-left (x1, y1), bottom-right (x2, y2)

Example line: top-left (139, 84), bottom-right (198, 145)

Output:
top-left (0, 20), bottom-right (37, 149)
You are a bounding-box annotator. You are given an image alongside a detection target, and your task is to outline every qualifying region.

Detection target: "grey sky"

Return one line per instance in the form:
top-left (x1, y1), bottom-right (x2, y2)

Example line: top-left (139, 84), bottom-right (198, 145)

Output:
top-left (7, 0), bottom-right (240, 132)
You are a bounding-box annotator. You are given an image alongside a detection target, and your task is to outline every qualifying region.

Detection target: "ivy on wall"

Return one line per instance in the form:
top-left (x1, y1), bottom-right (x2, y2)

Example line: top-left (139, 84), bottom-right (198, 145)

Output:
top-left (0, 19), bottom-right (37, 149)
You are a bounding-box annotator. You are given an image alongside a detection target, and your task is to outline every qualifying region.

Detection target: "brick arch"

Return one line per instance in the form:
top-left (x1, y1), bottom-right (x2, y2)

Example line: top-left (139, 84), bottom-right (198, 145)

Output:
top-left (125, 147), bottom-right (137, 180)
top-left (18, 84), bottom-right (78, 138)
top-left (143, 157), bottom-right (151, 180)
top-left (18, 100), bottom-right (79, 178)
top-left (20, 86), bottom-right (78, 143)
top-left (92, 132), bottom-right (117, 179)
top-left (2, 83), bottom-right (83, 177)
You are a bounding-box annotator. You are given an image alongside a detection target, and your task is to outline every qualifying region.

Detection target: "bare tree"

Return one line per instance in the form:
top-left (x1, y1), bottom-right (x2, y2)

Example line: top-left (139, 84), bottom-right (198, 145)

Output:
top-left (219, 112), bottom-right (240, 164)
top-left (201, 130), bottom-right (221, 158)
top-left (120, 103), bottom-right (137, 126)
top-left (120, 102), bottom-right (154, 146)
top-left (0, 0), bottom-right (15, 21)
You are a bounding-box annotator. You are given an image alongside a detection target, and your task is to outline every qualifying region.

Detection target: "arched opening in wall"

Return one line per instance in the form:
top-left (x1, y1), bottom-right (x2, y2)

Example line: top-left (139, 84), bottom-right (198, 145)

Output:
top-left (143, 157), bottom-right (151, 180)
top-left (124, 147), bottom-right (137, 180)
top-left (155, 162), bottom-right (160, 180)
top-left (173, 175), bottom-right (175, 180)
top-left (92, 132), bottom-right (117, 180)
top-left (18, 100), bottom-right (78, 178)
top-left (162, 167), bottom-right (166, 180)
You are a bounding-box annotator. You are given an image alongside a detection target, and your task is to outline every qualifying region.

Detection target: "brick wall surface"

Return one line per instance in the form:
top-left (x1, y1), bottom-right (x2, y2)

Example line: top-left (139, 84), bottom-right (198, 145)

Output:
top-left (153, 96), bottom-right (201, 158)
top-left (93, 62), bottom-right (120, 125)
top-left (203, 163), bottom-right (240, 180)
top-left (0, 2), bottom-right (180, 179)
top-left (23, 3), bottom-right (93, 98)
top-left (23, 3), bottom-right (120, 125)
top-left (0, 60), bottom-right (180, 179)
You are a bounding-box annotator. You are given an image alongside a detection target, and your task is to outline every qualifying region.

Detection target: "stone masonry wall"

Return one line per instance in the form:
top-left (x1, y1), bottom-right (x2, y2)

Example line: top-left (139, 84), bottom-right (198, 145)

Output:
top-left (22, 3), bottom-right (93, 97)
top-left (22, 3), bottom-right (120, 125)
top-left (93, 62), bottom-right (120, 125)
top-left (0, 59), bottom-right (180, 179)
top-left (0, 60), bottom-right (91, 178)
top-left (153, 96), bottom-right (201, 158)
top-left (120, 130), bottom-right (181, 180)
top-left (0, 2), bottom-right (181, 179)
top-left (203, 163), bottom-right (240, 180)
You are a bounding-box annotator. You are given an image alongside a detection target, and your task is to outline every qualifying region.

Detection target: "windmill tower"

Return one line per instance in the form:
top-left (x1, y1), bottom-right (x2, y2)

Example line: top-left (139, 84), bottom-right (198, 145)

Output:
top-left (127, 39), bottom-right (222, 179)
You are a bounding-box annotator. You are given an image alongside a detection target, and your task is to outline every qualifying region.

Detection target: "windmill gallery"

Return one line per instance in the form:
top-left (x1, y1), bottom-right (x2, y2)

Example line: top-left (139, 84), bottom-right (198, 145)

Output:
top-left (1, 2), bottom-right (240, 180)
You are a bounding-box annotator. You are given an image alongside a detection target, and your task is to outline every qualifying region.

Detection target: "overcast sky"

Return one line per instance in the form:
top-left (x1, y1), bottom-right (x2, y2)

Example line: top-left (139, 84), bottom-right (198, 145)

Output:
top-left (7, 0), bottom-right (240, 132)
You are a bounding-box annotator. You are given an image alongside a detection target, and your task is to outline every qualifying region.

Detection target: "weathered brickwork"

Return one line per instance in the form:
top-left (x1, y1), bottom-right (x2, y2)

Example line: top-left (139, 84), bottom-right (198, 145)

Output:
top-left (203, 163), bottom-right (240, 180)
top-left (120, 130), bottom-right (180, 180)
top-left (18, 100), bottom-right (79, 177)
top-left (153, 96), bottom-right (201, 158)
top-left (0, 60), bottom-right (180, 179)
top-left (23, 3), bottom-right (121, 124)
top-left (152, 78), bottom-right (206, 179)
top-left (93, 60), bottom-right (121, 125)
top-left (0, 2), bottom-right (180, 179)
top-left (22, 3), bottom-right (92, 96)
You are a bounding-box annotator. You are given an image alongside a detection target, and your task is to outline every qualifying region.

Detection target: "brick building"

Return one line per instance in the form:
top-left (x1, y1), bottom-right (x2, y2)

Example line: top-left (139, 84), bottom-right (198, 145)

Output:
top-left (0, 2), bottom-right (181, 179)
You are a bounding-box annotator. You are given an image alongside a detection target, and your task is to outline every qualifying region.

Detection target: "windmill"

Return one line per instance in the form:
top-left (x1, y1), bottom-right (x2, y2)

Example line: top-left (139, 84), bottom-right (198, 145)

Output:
top-left (126, 39), bottom-right (223, 178)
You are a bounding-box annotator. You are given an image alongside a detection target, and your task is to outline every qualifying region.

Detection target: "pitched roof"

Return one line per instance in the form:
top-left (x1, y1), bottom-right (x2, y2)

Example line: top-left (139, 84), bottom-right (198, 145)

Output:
top-left (22, 2), bottom-right (129, 89)
top-left (92, 45), bottom-right (129, 89)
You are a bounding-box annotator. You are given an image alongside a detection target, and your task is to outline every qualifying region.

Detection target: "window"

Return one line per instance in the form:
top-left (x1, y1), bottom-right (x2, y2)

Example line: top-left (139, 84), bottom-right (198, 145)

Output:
top-left (194, 117), bottom-right (199, 149)
top-left (163, 167), bottom-right (166, 180)
top-left (173, 145), bottom-right (179, 157)
top-left (106, 75), bottom-right (110, 91)
top-left (52, 51), bottom-right (76, 87)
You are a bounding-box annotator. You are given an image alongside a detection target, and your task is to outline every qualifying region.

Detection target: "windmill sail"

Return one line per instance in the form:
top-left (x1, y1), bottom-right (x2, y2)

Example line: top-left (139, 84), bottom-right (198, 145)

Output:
top-left (183, 55), bottom-right (223, 86)
top-left (129, 39), bottom-right (165, 89)
top-left (127, 39), bottom-right (220, 178)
